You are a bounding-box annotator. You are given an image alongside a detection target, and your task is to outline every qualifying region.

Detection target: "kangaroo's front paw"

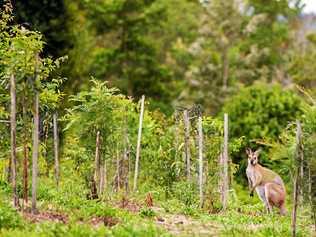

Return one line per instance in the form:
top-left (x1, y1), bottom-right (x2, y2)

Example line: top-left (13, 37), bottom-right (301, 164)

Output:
top-left (249, 191), bottom-right (254, 197)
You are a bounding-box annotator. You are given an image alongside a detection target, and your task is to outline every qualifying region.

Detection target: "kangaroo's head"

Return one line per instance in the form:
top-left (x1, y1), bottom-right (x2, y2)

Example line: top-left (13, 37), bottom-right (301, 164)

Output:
top-left (246, 148), bottom-right (261, 166)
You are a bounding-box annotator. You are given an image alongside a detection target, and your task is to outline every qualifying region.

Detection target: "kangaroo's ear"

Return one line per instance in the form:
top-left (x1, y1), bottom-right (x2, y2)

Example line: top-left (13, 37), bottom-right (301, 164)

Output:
top-left (246, 148), bottom-right (252, 156)
top-left (254, 148), bottom-right (262, 157)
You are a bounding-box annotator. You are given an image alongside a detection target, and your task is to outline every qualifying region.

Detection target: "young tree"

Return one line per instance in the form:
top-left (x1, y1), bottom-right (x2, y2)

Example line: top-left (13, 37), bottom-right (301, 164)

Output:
top-left (64, 81), bottom-right (137, 194)
top-left (1, 3), bottom-right (66, 211)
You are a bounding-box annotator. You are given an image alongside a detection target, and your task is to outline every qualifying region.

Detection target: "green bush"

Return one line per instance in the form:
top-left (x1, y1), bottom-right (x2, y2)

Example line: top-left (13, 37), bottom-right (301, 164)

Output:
top-left (139, 207), bottom-right (156, 218)
top-left (223, 83), bottom-right (302, 142)
top-left (222, 83), bottom-right (303, 181)
top-left (0, 200), bottom-right (23, 229)
top-left (0, 181), bottom-right (11, 195)
top-left (172, 181), bottom-right (198, 207)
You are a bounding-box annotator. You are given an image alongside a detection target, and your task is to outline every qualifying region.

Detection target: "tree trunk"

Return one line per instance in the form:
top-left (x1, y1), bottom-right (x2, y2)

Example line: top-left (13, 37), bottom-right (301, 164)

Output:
top-left (10, 74), bottom-right (19, 208)
top-left (183, 109), bottom-right (191, 181)
top-left (222, 47), bottom-right (229, 90)
top-left (198, 114), bottom-right (203, 208)
top-left (32, 90), bottom-right (40, 213)
top-left (133, 95), bottom-right (145, 191)
top-left (53, 112), bottom-right (59, 189)
top-left (292, 120), bottom-right (302, 237)
top-left (94, 131), bottom-right (101, 195)
top-left (221, 113), bottom-right (229, 210)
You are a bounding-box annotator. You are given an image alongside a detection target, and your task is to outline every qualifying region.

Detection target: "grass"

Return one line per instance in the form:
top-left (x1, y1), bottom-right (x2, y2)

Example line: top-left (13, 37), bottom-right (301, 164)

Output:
top-left (0, 178), bottom-right (314, 237)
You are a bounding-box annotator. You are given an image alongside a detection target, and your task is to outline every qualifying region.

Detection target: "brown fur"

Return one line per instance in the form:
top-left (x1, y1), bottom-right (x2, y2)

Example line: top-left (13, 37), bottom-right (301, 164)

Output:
top-left (246, 148), bottom-right (287, 215)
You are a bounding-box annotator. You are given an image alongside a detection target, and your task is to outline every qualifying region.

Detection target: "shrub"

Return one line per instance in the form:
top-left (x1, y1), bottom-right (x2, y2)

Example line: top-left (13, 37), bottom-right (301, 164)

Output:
top-left (139, 207), bottom-right (156, 218)
top-left (172, 181), bottom-right (198, 207)
top-left (0, 200), bottom-right (23, 229)
top-left (223, 83), bottom-right (302, 142)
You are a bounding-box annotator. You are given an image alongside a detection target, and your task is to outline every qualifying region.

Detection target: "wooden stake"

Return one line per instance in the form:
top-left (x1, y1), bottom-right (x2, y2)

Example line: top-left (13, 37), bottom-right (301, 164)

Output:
top-left (32, 89), bottom-right (40, 213)
top-left (22, 93), bottom-right (28, 206)
top-left (116, 146), bottom-right (120, 192)
top-left (123, 114), bottom-right (129, 193)
top-left (10, 74), bottom-right (18, 208)
top-left (198, 114), bottom-right (203, 208)
top-left (53, 112), bottom-right (59, 189)
top-left (307, 165), bottom-right (315, 231)
top-left (94, 131), bottom-right (101, 194)
top-left (183, 109), bottom-right (191, 181)
top-left (133, 95), bottom-right (145, 191)
top-left (23, 143), bottom-right (28, 205)
top-left (221, 113), bottom-right (229, 210)
top-left (300, 137), bottom-right (304, 203)
top-left (292, 120), bottom-right (302, 237)
top-left (99, 160), bottom-right (105, 195)
top-left (174, 111), bottom-right (180, 169)
top-left (104, 160), bottom-right (107, 192)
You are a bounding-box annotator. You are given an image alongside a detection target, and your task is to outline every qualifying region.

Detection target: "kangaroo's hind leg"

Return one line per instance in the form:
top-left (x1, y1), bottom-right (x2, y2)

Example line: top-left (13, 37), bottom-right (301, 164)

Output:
top-left (266, 183), bottom-right (287, 215)
top-left (255, 186), bottom-right (270, 213)
top-left (264, 183), bottom-right (274, 213)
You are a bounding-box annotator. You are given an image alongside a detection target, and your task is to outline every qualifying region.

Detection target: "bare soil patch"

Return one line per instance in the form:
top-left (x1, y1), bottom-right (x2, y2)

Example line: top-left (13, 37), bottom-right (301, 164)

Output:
top-left (22, 210), bottom-right (68, 224)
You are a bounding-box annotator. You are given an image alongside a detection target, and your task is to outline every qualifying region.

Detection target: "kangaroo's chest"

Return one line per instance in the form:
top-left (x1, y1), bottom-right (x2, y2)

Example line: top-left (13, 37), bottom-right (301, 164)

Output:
top-left (246, 166), bottom-right (261, 184)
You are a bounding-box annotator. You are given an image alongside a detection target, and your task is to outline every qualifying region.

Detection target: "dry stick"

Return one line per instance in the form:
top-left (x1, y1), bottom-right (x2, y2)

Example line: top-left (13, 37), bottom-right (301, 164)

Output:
top-left (292, 120), bottom-right (302, 237)
top-left (32, 88), bottom-right (40, 213)
top-left (53, 112), bottom-right (59, 189)
top-left (94, 131), bottom-right (101, 195)
top-left (183, 109), bottom-right (191, 181)
top-left (10, 74), bottom-right (18, 208)
top-left (198, 114), bottom-right (203, 208)
top-left (221, 113), bottom-right (229, 210)
top-left (133, 95), bottom-right (145, 191)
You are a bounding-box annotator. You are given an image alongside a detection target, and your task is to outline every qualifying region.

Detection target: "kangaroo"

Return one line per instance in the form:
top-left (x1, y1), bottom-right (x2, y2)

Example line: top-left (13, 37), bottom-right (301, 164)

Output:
top-left (246, 148), bottom-right (287, 215)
